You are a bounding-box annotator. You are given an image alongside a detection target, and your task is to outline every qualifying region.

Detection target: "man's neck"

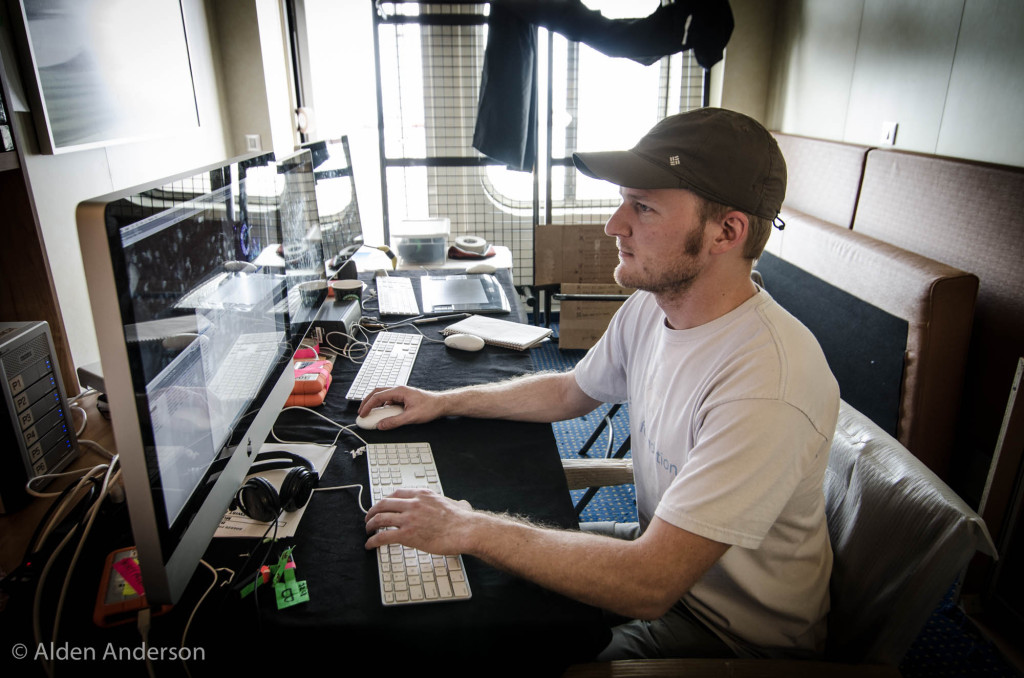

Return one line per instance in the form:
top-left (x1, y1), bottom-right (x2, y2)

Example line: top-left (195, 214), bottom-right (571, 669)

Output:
top-left (655, 270), bottom-right (758, 331)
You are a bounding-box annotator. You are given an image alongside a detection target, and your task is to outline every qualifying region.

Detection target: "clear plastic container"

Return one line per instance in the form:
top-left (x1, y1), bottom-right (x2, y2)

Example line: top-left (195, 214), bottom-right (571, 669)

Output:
top-left (391, 218), bottom-right (450, 266)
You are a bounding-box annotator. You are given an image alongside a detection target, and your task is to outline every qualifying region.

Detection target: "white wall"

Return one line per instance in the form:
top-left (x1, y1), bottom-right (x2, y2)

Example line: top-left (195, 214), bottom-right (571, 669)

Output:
top-left (715, 0), bottom-right (782, 124)
top-left (211, 0), bottom-right (297, 158)
top-left (766, 0), bottom-right (1024, 168)
top-left (3, 0), bottom-right (298, 377)
top-left (937, 0), bottom-right (1024, 163)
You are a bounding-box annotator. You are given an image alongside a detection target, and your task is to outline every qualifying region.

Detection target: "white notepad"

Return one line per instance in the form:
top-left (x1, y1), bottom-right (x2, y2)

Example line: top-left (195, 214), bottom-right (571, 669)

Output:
top-left (441, 315), bottom-right (552, 351)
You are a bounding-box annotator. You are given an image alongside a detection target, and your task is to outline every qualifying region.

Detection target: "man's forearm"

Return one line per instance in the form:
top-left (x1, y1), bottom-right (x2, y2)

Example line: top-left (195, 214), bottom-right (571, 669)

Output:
top-left (459, 512), bottom-right (692, 620)
top-left (365, 491), bottom-right (729, 621)
top-left (436, 370), bottom-right (599, 423)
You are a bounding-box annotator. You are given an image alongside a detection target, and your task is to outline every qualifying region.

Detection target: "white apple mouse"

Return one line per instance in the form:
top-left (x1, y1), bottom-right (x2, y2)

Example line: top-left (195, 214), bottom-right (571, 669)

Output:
top-left (355, 404), bottom-right (405, 430)
top-left (444, 333), bottom-right (485, 352)
top-left (465, 262), bottom-right (496, 274)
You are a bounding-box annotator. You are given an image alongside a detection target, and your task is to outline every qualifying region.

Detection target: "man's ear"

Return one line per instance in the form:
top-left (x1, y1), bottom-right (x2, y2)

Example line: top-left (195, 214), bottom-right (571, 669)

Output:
top-left (710, 210), bottom-right (749, 255)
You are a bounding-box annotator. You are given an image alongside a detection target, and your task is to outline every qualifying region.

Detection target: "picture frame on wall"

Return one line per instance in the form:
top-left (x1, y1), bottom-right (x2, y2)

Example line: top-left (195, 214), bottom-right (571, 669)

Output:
top-left (12, 0), bottom-right (199, 155)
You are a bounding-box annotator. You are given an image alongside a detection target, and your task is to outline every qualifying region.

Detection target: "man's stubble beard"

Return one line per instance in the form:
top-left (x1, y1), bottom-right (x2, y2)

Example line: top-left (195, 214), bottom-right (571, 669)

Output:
top-left (613, 221), bottom-right (707, 296)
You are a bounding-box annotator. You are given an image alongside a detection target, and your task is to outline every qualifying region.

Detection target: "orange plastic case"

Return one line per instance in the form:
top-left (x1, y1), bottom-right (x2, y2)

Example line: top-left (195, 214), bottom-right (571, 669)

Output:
top-left (285, 388), bottom-right (328, 408)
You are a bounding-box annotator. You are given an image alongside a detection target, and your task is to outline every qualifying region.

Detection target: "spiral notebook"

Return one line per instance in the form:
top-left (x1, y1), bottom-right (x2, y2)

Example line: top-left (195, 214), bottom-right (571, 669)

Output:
top-left (441, 315), bottom-right (552, 350)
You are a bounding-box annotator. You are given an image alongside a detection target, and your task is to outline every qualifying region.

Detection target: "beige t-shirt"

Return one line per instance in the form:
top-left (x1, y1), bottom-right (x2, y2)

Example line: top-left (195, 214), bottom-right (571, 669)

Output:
top-left (574, 289), bottom-right (839, 657)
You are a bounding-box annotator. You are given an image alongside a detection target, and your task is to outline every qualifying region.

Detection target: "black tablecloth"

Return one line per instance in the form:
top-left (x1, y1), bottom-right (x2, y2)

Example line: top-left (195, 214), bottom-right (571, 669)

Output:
top-left (196, 269), bottom-right (610, 673)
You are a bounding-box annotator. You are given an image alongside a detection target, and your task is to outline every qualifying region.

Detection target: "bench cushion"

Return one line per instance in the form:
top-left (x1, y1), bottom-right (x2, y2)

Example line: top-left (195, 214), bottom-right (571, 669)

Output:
top-left (762, 215), bottom-right (978, 476)
top-left (853, 150), bottom-right (1024, 462)
top-left (773, 133), bottom-right (870, 228)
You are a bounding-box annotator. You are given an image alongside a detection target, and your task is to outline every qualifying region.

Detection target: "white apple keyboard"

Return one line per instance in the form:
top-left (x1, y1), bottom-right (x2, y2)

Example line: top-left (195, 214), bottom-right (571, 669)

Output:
top-left (375, 276), bottom-right (421, 316)
top-left (366, 441), bottom-right (472, 605)
top-left (344, 332), bottom-right (422, 401)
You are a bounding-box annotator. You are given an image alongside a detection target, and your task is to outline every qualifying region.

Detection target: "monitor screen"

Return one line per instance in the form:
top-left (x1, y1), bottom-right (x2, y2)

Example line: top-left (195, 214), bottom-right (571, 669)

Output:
top-left (300, 137), bottom-right (364, 269)
top-left (77, 149), bottom-right (324, 604)
top-left (242, 149), bottom-right (328, 335)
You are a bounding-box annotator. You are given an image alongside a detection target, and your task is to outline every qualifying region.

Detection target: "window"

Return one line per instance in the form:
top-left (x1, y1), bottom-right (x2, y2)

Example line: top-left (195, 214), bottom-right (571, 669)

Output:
top-left (542, 26), bottom-right (707, 224)
top-left (366, 1), bottom-right (708, 286)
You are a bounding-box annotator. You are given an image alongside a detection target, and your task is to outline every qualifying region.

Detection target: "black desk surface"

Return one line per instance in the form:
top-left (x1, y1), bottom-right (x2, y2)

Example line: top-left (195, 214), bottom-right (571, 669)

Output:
top-left (0, 269), bottom-right (609, 676)
top-left (212, 269), bottom-right (610, 671)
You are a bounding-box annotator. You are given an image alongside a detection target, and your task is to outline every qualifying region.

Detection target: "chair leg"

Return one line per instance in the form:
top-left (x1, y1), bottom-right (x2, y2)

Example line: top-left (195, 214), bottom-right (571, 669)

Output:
top-left (610, 436), bottom-right (631, 460)
top-left (578, 404), bottom-right (621, 458)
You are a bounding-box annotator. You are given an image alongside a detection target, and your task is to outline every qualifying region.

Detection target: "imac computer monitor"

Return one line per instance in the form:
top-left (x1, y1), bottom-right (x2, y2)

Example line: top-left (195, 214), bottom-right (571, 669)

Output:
top-left (77, 149), bottom-right (326, 605)
top-left (299, 136), bottom-right (364, 271)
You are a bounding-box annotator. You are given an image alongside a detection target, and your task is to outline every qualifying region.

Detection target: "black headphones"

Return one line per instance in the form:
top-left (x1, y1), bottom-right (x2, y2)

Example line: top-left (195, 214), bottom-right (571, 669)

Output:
top-left (229, 451), bottom-right (319, 522)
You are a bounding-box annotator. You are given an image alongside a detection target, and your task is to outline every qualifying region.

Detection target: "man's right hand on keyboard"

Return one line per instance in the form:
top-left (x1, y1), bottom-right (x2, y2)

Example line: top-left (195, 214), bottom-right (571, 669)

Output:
top-left (364, 487), bottom-right (476, 555)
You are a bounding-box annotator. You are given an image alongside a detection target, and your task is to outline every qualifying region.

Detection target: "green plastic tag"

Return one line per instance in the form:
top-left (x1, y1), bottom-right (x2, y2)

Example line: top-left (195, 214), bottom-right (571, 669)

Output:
top-left (274, 569), bottom-right (310, 609)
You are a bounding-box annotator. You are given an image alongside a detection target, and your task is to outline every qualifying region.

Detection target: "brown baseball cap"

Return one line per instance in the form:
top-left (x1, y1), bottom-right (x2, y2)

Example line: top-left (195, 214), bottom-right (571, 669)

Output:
top-left (572, 107), bottom-right (787, 222)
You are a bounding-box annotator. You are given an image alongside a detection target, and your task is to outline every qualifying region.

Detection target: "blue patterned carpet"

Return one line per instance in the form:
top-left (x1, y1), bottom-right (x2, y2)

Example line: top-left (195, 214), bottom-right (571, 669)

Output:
top-left (531, 340), bottom-right (636, 523)
top-left (530, 322), bottom-right (1020, 678)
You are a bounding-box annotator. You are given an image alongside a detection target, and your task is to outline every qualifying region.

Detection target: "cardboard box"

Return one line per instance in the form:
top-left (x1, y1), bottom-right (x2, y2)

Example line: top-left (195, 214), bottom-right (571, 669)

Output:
top-left (557, 283), bottom-right (633, 349)
top-left (533, 224), bottom-right (632, 349)
top-left (534, 223), bottom-right (620, 286)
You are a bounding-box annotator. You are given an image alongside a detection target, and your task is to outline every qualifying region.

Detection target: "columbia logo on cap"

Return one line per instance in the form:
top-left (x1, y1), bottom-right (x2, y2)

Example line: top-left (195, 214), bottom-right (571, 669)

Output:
top-left (669, 155), bottom-right (680, 166)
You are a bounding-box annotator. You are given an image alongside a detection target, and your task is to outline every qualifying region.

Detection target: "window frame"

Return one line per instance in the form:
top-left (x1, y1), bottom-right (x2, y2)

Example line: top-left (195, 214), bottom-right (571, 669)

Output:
top-left (369, 1), bottom-right (709, 285)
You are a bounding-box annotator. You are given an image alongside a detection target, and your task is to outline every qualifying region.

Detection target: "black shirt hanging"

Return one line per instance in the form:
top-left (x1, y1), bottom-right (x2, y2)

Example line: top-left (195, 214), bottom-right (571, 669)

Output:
top-left (472, 0), bottom-right (734, 171)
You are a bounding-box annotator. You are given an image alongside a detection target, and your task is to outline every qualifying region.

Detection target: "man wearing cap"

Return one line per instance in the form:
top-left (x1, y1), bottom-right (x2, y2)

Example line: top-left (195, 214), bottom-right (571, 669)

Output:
top-left (360, 108), bottom-right (840, 660)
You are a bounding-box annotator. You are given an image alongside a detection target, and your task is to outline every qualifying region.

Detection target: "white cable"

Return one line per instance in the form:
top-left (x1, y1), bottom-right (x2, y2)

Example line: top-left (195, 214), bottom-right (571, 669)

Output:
top-left (67, 387), bottom-right (97, 405)
top-left (408, 323), bottom-right (447, 344)
top-left (71, 404), bottom-right (88, 436)
top-left (368, 315), bottom-right (429, 331)
top-left (26, 462), bottom-right (111, 498)
top-left (52, 457), bottom-right (121, 647)
top-left (27, 465), bottom-right (98, 499)
top-left (273, 405), bottom-right (370, 448)
top-left (182, 560), bottom-right (234, 678)
top-left (315, 483), bottom-right (369, 514)
top-left (64, 384), bottom-right (117, 459)
top-left (33, 525), bottom-right (79, 678)
top-left (323, 330), bottom-right (370, 362)
top-left (138, 607), bottom-right (155, 678)
top-left (30, 465), bottom-right (111, 551)
top-left (77, 438), bottom-right (116, 460)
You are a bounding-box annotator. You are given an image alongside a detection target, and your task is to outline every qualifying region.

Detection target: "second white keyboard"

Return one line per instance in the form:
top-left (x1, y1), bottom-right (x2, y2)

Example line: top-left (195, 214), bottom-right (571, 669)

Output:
top-left (344, 332), bottom-right (422, 401)
top-left (376, 276), bottom-right (421, 316)
top-left (367, 442), bottom-right (472, 605)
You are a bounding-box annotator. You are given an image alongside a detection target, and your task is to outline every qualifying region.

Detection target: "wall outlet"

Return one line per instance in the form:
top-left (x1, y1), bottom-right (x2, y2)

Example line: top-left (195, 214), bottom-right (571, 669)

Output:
top-left (245, 134), bottom-right (262, 152)
top-left (881, 121), bottom-right (898, 146)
